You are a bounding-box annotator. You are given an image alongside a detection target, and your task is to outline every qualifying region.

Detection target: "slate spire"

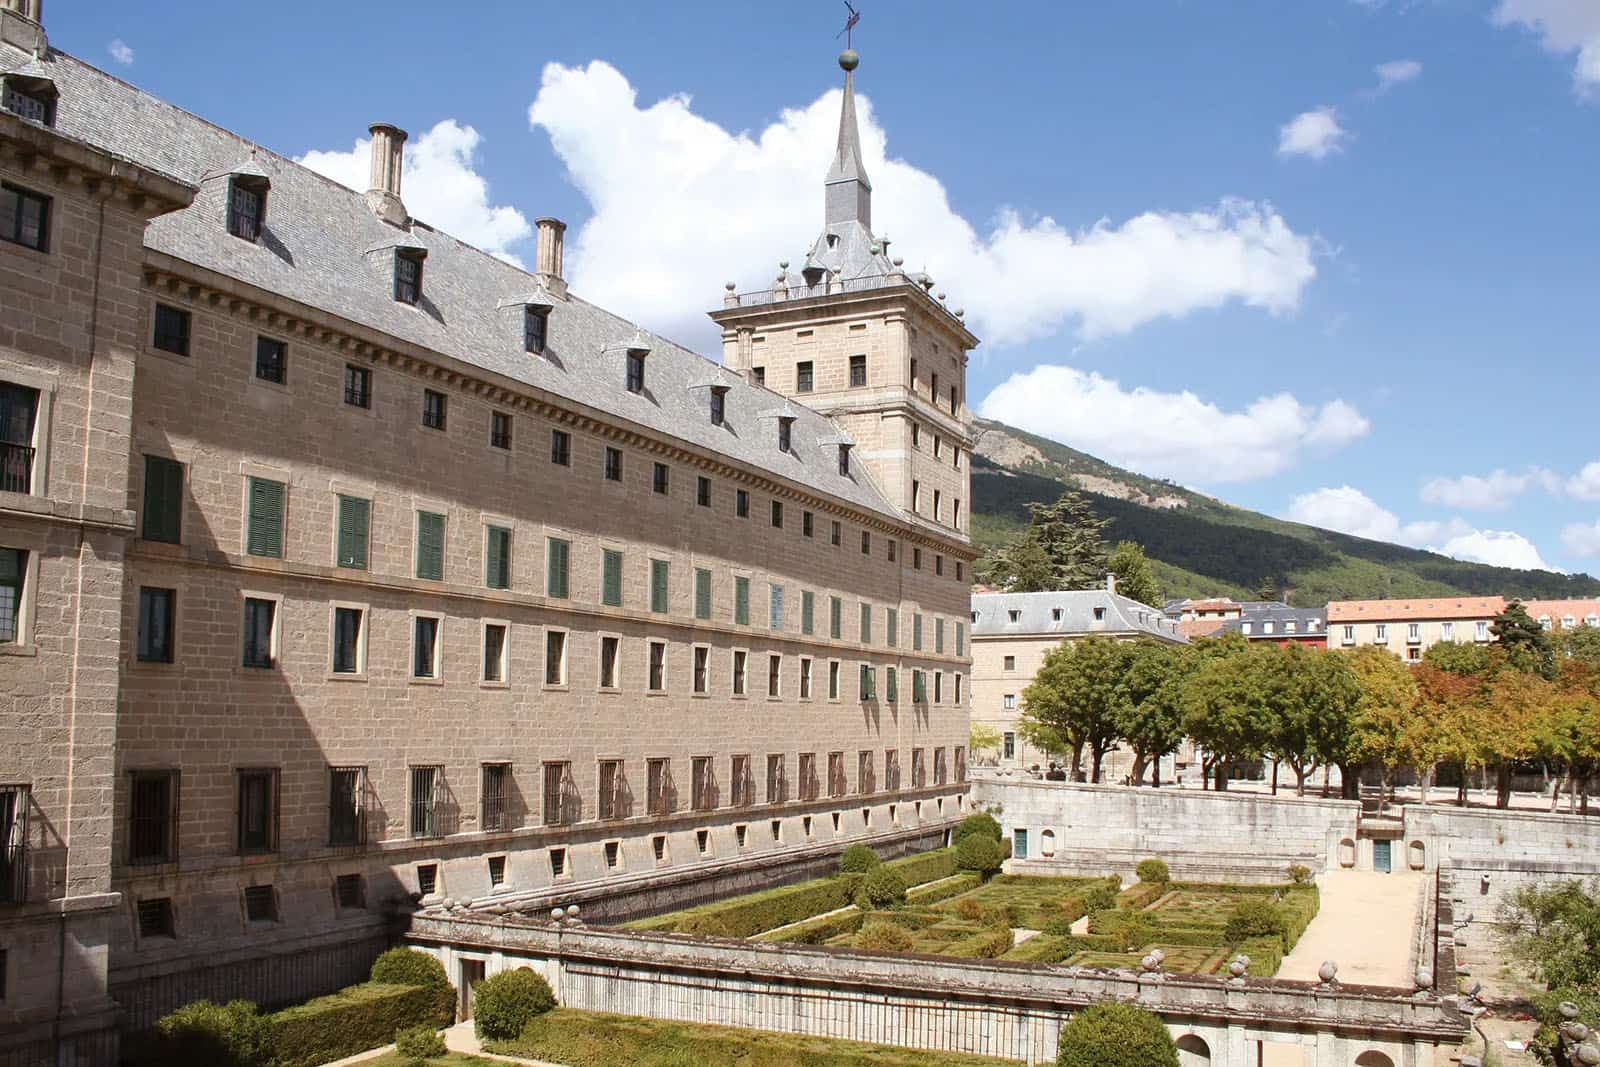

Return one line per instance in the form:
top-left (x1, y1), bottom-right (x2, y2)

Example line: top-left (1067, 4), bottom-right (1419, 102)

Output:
top-left (824, 49), bottom-right (872, 231)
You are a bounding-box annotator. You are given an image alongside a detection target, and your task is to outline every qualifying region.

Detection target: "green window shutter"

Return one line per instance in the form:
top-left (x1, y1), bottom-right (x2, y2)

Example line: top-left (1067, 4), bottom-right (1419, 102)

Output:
top-left (887, 667), bottom-right (897, 703)
top-left (734, 576), bottom-right (750, 625)
top-left (486, 525), bottom-right (510, 589)
top-left (415, 511), bottom-right (445, 580)
top-left (143, 455), bottom-right (183, 544)
top-left (859, 664), bottom-right (874, 701)
top-left (914, 614), bottom-right (923, 651)
top-left (602, 550), bottom-right (623, 607)
top-left (913, 670), bottom-right (926, 703)
top-left (859, 603), bottom-right (872, 644)
top-left (245, 477), bottom-right (285, 558)
top-left (547, 538), bottom-right (570, 599)
top-left (651, 559), bottom-right (669, 613)
top-left (694, 568), bottom-right (712, 620)
top-left (936, 619), bottom-right (945, 654)
top-left (336, 495), bottom-right (370, 570)
top-left (956, 621), bottom-right (966, 657)
top-left (887, 609), bottom-right (898, 648)
top-left (830, 596), bottom-right (842, 640)
top-left (801, 591), bottom-right (814, 636)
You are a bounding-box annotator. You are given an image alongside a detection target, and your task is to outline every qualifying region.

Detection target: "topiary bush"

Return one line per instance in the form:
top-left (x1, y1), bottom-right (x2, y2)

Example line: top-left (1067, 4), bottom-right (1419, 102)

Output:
top-left (853, 866), bottom-right (908, 910)
top-left (1081, 883), bottom-right (1118, 913)
top-left (472, 967), bottom-right (557, 1043)
top-left (839, 844), bottom-right (881, 875)
top-left (369, 948), bottom-right (456, 1026)
top-left (1287, 863), bottom-right (1312, 885)
top-left (857, 921), bottom-right (916, 952)
top-left (393, 1024), bottom-right (446, 1067)
top-left (1135, 858), bottom-right (1170, 885)
top-left (955, 834), bottom-right (1005, 878)
top-left (1056, 1002), bottom-right (1178, 1067)
top-left (951, 812), bottom-right (1002, 847)
top-left (1224, 898), bottom-right (1285, 945)
top-left (150, 999), bottom-right (272, 1067)
top-left (267, 981), bottom-right (455, 1067)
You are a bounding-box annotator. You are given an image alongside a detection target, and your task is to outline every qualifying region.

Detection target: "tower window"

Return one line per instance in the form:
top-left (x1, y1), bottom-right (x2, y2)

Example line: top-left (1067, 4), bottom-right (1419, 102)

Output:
top-left (226, 177), bottom-right (268, 242)
top-left (0, 182), bottom-right (49, 252)
top-left (849, 354), bottom-right (866, 388)
top-left (393, 251), bottom-right (424, 304)
top-left (796, 362), bottom-right (814, 393)
top-left (524, 306), bottom-right (549, 353)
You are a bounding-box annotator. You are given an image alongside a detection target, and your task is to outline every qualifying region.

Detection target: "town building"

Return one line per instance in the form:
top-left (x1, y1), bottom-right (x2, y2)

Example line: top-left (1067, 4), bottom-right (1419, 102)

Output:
top-left (969, 583), bottom-right (1185, 774)
top-left (1164, 596), bottom-right (1244, 622)
top-left (1521, 598), bottom-right (1600, 632)
top-left (0, 7), bottom-right (975, 1055)
top-left (1325, 597), bottom-right (1504, 663)
top-left (1214, 603), bottom-right (1328, 648)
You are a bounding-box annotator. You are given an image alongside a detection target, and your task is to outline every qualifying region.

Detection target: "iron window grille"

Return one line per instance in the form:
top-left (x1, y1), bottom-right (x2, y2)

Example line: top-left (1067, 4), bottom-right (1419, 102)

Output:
top-left (236, 769), bottom-right (279, 854)
top-left (394, 252), bottom-right (423, 304)
top-left (955, 747), bottom-right (967, 783)
top-left (152, 304), bottom-right (191, 356)
top-left (416, 864), bottom-right (438, 896)
top-left (598, 760), bottom-right (627, 821)
top-left (0, 182), bottom-right (49, 251)
top-left (604, 447), bottom-right (622, 481)
top-left (128, 771), bottom-right (177, 864)
top-left (691, 757), bottom-right (716, 812)
top-left (766, 755), bottom-right (787, 804)
top-left (796, 362), bottom-right (813, 393)
top-left (343, 364), bottom-right (371, 408)
top-left (697, 476), bottom-right (711, 507)
top-left (0, 384), bottom-right (37, 496)
top-left (136, 897), bottom-right (175, 938)
top-left (0, 785), bottom-right (27, 904)
top-left (647, 758), bottom-right (674, 816)
top-left (490, 411), bottom-right (512, 450)
top-left (242, 884), bottom-right (277, 923)
top-left (653, 462), bottom-right (669, 494)
top-left (226, 177), bottom-right (267, 242)
top-left (625, 350), bottom-right (646, 393)
top-left (735, 489), bottom-right (748, 517)
top-left (543, 761), bottom-right (578, 826)
top-left (2, 83), bottom-right (53, 126)
top-left (422, 389), bottom-right (447, 430)
top-left (409, 766), bottom-right (445, 838)
top-left (798, 753), bottom-right (818, 802)
top-left (934, 748), bottom-right (948, 786)
top-left (858, 751), bottom-right (876, 794)
top-left (481, 763), bottom-right (511, 832)
top-left (334, 874), bottom-right (366, 910)
top-left (828, 752), bottom-right (847, 798)
top-left (848, 354), bottom-right (866, 387)
top-left (328, 766), bottom-right (367, 846)
top-left (524, 306), bottom-right (549, 354)
top-left (550, 429), bottom-right (571, 466)
top-left (731, 756), bottom-right (754, 808)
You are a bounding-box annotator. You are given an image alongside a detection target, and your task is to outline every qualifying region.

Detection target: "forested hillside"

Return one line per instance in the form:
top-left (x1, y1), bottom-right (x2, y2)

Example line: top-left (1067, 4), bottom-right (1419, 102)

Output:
top-left (970, 419), bottom-right (1600, 606)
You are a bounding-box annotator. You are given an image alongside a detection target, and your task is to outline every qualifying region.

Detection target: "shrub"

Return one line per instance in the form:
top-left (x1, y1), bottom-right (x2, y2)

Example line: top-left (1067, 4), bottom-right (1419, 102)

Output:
top-left (946, 923), bottom-right (1016, 959)
top-left (1081, 883), bottom-right (1118, 913)
top-left (906, 872), bottom-right (980, 906)
top-left (150, 999), bottom-right (271, 1067)
top-left (1041, 917), bottom-right (1079, 938)
top-left (369, 948), bottom-right (456, 1026)
top-left (1287, 864), bottom-right (1312, 885)
top-left (951, 812), bottom-right (1002, 846)
top-left (1224, 899), bottom-right (1285, 944)
top-left (1056, 1002), bottom-right (1178, 1067)
top-left (839, 844), bottom-right (881, 874)
top-left (678, 912), bottom-right (735, 938)
top-left (858, 922), bottom-right (916, 952)
top-left (1136, 858), bottom-right (1170, 885)
top-left (644, 873), bottom-right (859, 938)
top-left (473, 968), bottom-right (557, 1043)
top-left (955, 834), bottom-right (1005, 877)
top-left (267, 982), bottom-right (454, 1067)
top-left (854, 866), bottom-right (908, 910)
top-left (956, 897), bottom-right (984, 921)
top-left (393, 1024), bottom-right (446, 1066)
top-left (882, 847), bottom-right (958, 888)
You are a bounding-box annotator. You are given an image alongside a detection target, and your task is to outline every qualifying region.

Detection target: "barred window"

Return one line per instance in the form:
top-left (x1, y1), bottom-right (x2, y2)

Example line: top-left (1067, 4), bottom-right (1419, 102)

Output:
top-left (481, 763), bottom-right (510, 832)
top-left (328, 766), bottom-right (367, 847)
top-left (128, 771), bottom-right (177, 864)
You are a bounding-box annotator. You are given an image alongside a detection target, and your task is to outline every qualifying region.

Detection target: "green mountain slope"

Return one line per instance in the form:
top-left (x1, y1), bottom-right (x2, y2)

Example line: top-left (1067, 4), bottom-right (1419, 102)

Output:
top-left (970, 418), bottom-right (1600, 605)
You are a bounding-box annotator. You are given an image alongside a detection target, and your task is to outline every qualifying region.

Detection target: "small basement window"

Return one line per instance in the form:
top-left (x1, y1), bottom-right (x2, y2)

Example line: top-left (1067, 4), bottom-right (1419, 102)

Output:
top-left (136, 897), bottom-right (175, 939)
top-left (242, 884), bottom-right (278, 923)
top-left (334, 874), bottom-right (365, 910)
top-left (394, 250), bottom-right (425, 304)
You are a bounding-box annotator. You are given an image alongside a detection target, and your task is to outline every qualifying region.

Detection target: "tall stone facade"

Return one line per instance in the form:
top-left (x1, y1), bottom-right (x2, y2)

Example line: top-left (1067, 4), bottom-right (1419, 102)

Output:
top-left (0, 9), bottom-right (975, 1056)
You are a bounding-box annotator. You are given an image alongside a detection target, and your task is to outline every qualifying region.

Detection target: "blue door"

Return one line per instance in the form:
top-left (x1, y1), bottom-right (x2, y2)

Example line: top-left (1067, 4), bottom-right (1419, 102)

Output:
top-left (1373, 839), bottom-right (1391, 873)
top-left (1013, 828), bottom-right (1028, 860)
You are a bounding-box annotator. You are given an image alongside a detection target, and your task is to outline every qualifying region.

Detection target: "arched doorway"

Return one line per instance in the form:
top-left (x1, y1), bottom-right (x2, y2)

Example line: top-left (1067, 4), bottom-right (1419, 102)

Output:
top-left (1354, 1052), bottom-right (1395, 1067)
top-left (1175, 1034), bottom-right (1211, 1066)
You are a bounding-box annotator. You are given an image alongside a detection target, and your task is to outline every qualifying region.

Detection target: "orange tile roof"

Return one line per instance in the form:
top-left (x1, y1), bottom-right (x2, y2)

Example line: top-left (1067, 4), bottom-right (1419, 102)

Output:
top-left (1178, 619), bottom-right (1228, 638)
top-left (1188, 598), bottom-right (1238, 611)
top-left (1325, 597), bottom-right (1506, 622)
top-left (1520, 599), bottom-right (1600, 622)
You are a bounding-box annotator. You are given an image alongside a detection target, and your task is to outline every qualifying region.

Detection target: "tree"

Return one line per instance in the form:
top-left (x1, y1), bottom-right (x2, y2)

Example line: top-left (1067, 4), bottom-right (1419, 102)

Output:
top-left (969, 723), bottom-right (1003, 763)
top-left (1414, 665), bottom-right (1490, 806)
top-left (1280, 646), bottom-right (1363, 797)
top-left (1421, 639), bottom-right (1495, 678)
top-left (1019, 637), bottom-right (1130, 783)
top-left (1500, 880), bottom-right (1600, 991)
top-left (1116, 642), bottom-right (1194, 786)
top-left (1056, 1002), bottom-right (1178, 1067)
top-left (1555, 624), bottom-right (1600, 669)
top-left (1107, 541), bottom-right (1162, 608)
top-left (1344, 646), bottom-right (1422, 803)
top-left (1495, 600), bottom-right (1556, 679)
top-left (982, 531), bottom-right (1056, 593)
top-left (1181, 648), bottom-right (1271, 791)
top-left (984, 490), bottom-right (1109, 592)
top-left (1482, 670), bottom-right (1554, 808)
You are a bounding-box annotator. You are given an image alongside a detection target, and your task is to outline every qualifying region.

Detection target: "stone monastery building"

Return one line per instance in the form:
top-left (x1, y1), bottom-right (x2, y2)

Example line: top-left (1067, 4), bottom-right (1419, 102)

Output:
top-left (0, 1), bottom-right (976, 1057)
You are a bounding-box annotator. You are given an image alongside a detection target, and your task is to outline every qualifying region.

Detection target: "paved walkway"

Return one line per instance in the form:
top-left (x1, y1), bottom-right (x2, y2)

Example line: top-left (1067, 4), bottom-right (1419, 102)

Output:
top-left (322, 1020), bottom-right (564, 1066)
top-left (1276, 870), bottom-right (1423, 988)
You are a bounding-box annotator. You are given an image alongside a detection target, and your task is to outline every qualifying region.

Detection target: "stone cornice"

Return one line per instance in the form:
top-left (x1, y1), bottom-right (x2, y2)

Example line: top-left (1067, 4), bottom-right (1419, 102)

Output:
top-left (139, 254), bottom-right (975, 561)
top-left (0, 111), bottom-right (195, 216)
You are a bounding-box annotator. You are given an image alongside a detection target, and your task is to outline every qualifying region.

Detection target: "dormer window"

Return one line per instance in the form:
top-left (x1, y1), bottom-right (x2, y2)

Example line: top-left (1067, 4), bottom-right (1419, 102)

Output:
top-left (2, 79), bottom-right (53, 126)
top-left (1093, 607), bottom-right (1106, 621)
top-left (777, 418), bottom-right (793, 453)
top-left (226, 176), bottom-right (268, 242)
top-left (625, 350), bottom-right (646, 394)
top-left (837, 444), bottom-right (851, 477)
top-left (394, 251), bottom-right (424, 304)
top-left (709, 387), bottom-right (727, 426)
top-left (524, 306), bottom-right (549, 354)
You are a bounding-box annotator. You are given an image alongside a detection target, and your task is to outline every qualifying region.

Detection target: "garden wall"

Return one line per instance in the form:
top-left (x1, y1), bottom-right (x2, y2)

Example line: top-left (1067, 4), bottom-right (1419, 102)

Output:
top-left (1402, 804), bottom-right (1600, 918)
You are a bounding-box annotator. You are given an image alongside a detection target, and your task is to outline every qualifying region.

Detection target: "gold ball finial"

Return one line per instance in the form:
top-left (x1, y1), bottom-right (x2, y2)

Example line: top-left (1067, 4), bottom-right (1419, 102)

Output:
top-left (839, 49), bottom-right (859, 72)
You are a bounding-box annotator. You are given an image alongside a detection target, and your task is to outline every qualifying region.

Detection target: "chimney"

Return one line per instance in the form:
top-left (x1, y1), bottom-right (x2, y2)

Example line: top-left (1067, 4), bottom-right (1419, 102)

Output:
top-left (534, 217), bottom-right (567, 298)
top-left (365, 123), bottom-right (408, 227)
top-left (0, 0), bottom-right (45, 53)
top-left (1106, 573), bottom-right (1118, 596)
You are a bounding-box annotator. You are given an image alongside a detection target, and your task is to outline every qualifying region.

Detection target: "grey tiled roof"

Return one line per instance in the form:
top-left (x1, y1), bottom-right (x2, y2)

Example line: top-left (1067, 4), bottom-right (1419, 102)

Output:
top-left (1219, 603), bottom-right (1326, 639)
top-left (970, 590), bottom-right (1187, 642)
top-left (0, 43), bottom-right (902, 521)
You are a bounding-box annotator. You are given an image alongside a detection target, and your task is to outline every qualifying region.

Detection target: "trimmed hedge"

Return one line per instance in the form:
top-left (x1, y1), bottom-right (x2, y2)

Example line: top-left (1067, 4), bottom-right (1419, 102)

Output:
top-left (907, 872), bottom-right (981, 906)
top-left (1233, 935), bottom-right (1284, 977)
top-left (951, 813), bottom-right (1002, 846)
top-left (854, 866), bottom-right (908, 910)
top-left (393, 1025), bottom-right (446, 1066)
top-left (1135, 858), bottom-right (1170, 885)
top-left (269, 983), bottom-right (452, 1067)
top-left (839, 844), bottom-right (881, 874)
top-left (858, 922), bottom-right (916, 952)
top-left (955, 835), bottom-right (1005, 876)
top-left (883, 847), bottom-right (958, 888)
top-left (756, 909), bottom-right (867, 945)
top-left (943, 924), bottom-right (1015, 959)
top-left (368, 948), bottom-right (456, 1029)
top-left (1116, 881), bottom-right (1164, 911)
top-left (636, 873), bottom-right (861, 938)
top-left (133, 999), bottom-right (272, 1067)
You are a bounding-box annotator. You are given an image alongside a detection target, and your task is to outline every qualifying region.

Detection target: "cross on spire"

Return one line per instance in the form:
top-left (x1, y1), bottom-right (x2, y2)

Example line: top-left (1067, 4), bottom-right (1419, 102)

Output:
top-left (837, 1), bottom-right (861, 49)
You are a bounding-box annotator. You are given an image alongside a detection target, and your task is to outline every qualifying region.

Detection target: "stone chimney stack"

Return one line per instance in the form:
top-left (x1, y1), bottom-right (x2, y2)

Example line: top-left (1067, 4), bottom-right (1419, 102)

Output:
top-left (365, 123), bottom-right (408, 227)
top-left (1106, 573), bottom-right (1118, 596)
top-left (534, 217), bottom-right (567, 298)
top-left (0, 0), bottom-right (45, 53)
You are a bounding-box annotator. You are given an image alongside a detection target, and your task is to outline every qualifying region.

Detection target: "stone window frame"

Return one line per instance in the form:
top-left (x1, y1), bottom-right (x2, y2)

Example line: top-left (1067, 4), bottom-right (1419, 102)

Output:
top-left (766, 652), bottom-right (783, 701)
top-left (596, 631), bottom-right (624, 693)
top-left (0, 360), bottom-right (58, 502)
top-left (251, 332), bottom-right (289, 390)
top-left (237, 588), bottom-right (283, 674)
top-left (690, 642), bottom-right (711, 698)
top-left (798, 656), bottom-right (813, 702)
top-left (479, 617), bottom-right (511, 688)
top-left (145, 297), bottom-right (194, 365)
top-left (730, 646), bottom-right (749, 699)
top-left (408, 608), bottom-right (445, 686)
top-left (644, 638), bottom-right (669, 695)
top-left (326, 599), bottom-right (369, 681)
top-left (827, 658), bottom-right (842, 703)
top-left (542, 625), bottom-right (570, 690)
top-left (238, 460), bottom-right (291, 559)
top-left (327, 478), bottom-right (376, 571)
top-left (481, 515), bottom-right (514, 592)
top-left (411, 500), bottom-right (449, 583)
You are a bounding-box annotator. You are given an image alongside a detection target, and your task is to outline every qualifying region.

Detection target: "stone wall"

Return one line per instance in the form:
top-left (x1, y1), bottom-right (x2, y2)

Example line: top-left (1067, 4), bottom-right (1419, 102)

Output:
top-left (1403, 804), bottom-right (1600, 918)
top-left (973, 777), bottom-right (1357, 881)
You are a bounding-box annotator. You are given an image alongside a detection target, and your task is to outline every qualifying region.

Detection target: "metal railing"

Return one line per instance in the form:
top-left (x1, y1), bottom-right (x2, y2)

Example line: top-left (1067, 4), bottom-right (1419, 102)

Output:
top-left (0, 442), bottom-right (33, 494)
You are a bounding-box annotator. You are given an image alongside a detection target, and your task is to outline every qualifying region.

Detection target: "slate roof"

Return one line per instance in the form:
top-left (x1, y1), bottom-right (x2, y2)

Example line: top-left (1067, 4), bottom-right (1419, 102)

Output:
top-left (0, 42), bottom-right (904, 522)
top-left (970, 590), bottom-right (1186, 643)
top-left (1217, 603), bottom-right (1327, 639)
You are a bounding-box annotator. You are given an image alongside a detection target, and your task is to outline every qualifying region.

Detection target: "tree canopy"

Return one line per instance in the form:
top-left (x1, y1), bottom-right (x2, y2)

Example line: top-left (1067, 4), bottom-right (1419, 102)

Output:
top-left (983, 490), bottom-right (1114, 592)
top-left (1108, 540), bottom-right (1163, 608)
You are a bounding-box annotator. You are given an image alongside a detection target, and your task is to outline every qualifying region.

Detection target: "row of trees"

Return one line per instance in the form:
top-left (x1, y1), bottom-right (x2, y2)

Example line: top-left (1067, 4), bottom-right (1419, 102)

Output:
top-left (1014, 604), bottom-right (1600, 807)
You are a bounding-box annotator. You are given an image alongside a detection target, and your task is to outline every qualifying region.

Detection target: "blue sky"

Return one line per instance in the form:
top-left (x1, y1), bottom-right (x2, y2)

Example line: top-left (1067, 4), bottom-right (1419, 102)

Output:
top-left (49, 1), bottom-right (1600, 576)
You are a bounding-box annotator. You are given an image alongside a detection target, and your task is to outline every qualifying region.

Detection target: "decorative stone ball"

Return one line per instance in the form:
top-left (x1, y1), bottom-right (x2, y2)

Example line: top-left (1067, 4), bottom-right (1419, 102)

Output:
top-left (1414, 967), bottom-right (1432, 991)
top-left (955, 308), bottom-right (965, 318)
top-left (549, 908), bottom-right (564, 922)
top-left (1228, 958), bottom-right (1248, 978)
top-left (1568, 1022), bottom-right (1591, 1043)
top-left (565, 904), bottom-right (581, 919)
top-left (1579, 1042), bottom-right (1600, 1066)
top-left (839, 49), bottom-right (860, 72)
top-left (1140, 954), bottom-right (1158, 973)
top-left (1318, 961), bottom-right (1338, 983)
top-left (1151, 949), bottom-right (1165, 964)
top-left (892, 256), bottom-right (904, 267)
top-left (442, 898), bottom-right (456, 909)
top-left (937, 292), bottom-right (946, 301)
top-left (725, 282), bottom-right (736, 291)
top-left (1563, 1001), bottom-right (1584, 1020)
top-left (779, 261), bottom-right (789, 270)
top-left (1238, 955), bottom-right (1251, 969)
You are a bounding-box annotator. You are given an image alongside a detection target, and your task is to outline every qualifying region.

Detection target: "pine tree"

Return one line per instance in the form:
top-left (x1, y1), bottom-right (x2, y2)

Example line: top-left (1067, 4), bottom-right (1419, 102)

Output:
top-left (983, 490), bottom-right (1111, 592)
top-left (1107, 541), bottom-right (1162, 608)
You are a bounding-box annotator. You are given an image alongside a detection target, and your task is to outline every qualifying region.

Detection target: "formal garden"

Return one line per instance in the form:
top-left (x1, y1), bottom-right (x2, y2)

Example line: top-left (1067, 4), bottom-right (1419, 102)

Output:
top-left (621, 814), bottom-right (1321, 978)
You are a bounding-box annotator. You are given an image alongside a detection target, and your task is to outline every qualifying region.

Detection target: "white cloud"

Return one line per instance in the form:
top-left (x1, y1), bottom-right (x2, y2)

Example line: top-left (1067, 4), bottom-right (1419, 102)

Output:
top-left (978, 366), bottom-right (1368, 485)
top-left (1568, 460), bottom-right (1600, 501)
top-left (107, 39), bottom-right (133, 65)
top-left (1437, 529), bottom-right (1555, 571)
top-left (527, 61), bottom-right (1318, 349)
top-left (1420, 467), bottom-right (1558, 510)
top-left (1288, 485), bottom-right (1559, 571)
top-left (1493, 0), bottom-right (1600, 89)
top-left (1563, 520), bottom-right (1600, 557)
top-left (1374, 59), bottom-right (1423, 91)
top-left (298, 120), bottom-right (531, 264)
top-left (1277, 107), bottom-right (1349, 160)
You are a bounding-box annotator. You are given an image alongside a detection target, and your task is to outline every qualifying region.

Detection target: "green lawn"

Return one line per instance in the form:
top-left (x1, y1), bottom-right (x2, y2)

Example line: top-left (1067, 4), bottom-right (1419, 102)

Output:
top-left (489, 1007), bottom-right (1020, 1066)
top-left (362, 1054), bottom-right (498, 1066)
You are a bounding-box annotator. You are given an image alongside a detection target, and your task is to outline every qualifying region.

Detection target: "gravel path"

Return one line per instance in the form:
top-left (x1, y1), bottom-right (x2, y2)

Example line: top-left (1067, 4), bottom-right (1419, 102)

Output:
top-left (1276, 870), bottom-right (1424, 988)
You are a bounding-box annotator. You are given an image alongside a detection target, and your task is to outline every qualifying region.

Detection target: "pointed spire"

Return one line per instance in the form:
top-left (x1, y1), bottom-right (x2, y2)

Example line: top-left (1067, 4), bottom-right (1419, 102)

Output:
top-left (824, 50), bottom-right (872, 230)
